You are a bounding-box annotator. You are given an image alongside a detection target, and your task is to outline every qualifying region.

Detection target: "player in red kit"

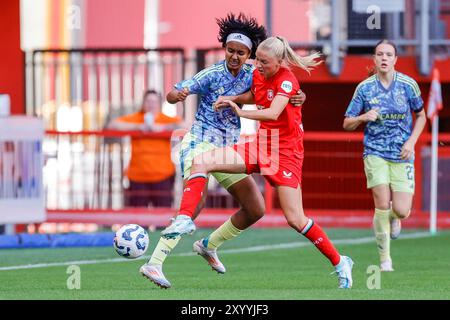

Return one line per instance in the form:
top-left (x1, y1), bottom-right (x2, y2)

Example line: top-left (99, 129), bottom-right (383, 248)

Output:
top-left (162, 36), bottom-right (354, 289)
top-left (238, 55), bottom-right (305, 189)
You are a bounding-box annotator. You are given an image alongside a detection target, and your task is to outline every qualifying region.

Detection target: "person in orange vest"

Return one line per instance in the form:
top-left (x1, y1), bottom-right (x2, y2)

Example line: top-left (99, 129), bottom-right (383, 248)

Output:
top-left (108, 90), bottom-right (181, 207)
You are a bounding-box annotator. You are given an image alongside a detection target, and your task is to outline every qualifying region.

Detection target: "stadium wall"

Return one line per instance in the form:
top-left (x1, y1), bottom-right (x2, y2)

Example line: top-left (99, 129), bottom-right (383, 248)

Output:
top-left (0, 0), bottom-right (24, 114)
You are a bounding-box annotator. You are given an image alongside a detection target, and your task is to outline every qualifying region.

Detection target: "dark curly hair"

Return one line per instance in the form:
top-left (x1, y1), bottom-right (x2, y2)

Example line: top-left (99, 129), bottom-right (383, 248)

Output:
top-left (216, 12), bottom-right (267, 59)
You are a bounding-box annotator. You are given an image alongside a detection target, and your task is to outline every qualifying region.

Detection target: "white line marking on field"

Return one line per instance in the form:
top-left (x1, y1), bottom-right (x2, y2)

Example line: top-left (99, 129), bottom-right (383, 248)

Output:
top-left (0, 232), bottom-right (432, 271)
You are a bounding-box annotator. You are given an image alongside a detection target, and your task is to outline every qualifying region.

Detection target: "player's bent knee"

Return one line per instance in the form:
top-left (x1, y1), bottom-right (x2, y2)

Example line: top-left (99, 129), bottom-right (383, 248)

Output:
top-left (248, 203), bottom-right (265, 220)
top-left (392, 206), bottom-right (410, 219)
top-left (252, 210), bottom-right (265, 221)
top-left (242, 207), bottom-right (264, 223)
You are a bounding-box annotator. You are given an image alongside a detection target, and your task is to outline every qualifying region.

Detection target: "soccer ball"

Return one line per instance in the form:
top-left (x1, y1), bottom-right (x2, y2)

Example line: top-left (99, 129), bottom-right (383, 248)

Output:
top-left (113, 224), bottom-right (149, 259)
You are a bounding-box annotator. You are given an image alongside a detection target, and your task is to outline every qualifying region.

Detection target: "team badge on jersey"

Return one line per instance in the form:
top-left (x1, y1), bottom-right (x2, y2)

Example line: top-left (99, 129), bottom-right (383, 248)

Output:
top-left (235, 81), bottom-right (245, 92)
top-left (267, 89), bottom-right (274, 101)
top-left (281, 81), bottom-right (293, 93)
top-left (394, 94), bottom-right (407, 106)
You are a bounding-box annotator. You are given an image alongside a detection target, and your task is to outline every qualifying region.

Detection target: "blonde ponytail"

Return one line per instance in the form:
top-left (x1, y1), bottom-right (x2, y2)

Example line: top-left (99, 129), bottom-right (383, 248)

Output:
top-left (258, 36), bottom-right (322, 74)
top-left (278, 36), bottom-right (322, 73)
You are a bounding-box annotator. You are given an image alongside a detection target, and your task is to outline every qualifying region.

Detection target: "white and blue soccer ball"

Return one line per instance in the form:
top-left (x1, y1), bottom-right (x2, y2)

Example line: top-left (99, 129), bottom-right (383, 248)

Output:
top-left (113, 224), bottom-right (149, 259)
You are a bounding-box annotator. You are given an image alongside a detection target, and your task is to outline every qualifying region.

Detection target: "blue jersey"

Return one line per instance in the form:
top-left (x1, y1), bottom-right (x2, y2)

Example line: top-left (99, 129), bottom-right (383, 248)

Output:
top-left (175, 60), bottom-right (254, 147)
top-left (345, 72), bottom-right (424, 163)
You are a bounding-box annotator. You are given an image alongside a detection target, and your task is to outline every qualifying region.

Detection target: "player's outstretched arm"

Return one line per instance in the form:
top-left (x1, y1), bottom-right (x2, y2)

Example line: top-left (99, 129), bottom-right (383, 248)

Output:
top-left (224, 95), bottom-right (289, 121)
top-left (214, 90), bottom-right (255, 111)
top-left (167, 88), bottom-right (189, 104)
top-left (233, 90), bottom-right (255, 104)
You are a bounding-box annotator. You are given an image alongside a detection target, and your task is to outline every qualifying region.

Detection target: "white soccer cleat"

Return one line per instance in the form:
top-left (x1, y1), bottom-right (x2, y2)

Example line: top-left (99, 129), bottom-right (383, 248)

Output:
top-left (139, 263), bottom-right (171, 289)
top-left (193, 239), bottom-right (226, 274)
top-left (160, 214), bottom-right (196, 239)
top-left (390, 216), bottom-right (401, 240)
top-left (332, 255), bottom-right (354, 289)
top-left (380, 259), bottom-right (394, 272)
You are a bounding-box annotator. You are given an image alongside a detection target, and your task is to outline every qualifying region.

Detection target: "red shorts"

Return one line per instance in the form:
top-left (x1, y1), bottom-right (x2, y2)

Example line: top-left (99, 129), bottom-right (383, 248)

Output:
top-left (233, 141), bottom-right (303, 188)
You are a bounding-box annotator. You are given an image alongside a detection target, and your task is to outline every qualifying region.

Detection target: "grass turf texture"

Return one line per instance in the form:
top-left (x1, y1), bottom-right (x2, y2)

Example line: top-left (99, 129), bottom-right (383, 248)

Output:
top-left (0, 228), bottom-right (449, 300)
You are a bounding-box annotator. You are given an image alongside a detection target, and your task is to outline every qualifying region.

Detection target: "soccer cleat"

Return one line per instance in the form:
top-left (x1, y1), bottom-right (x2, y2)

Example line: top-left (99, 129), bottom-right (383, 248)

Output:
top-left (139, 263), bottom-right (171, 289)
top-left (193, 239), bottom-right (226, 274)
top-left (332, 255), bottom-right (354, 289)
top-left (380, 259), bottom-right (394, 272)
top-left (160, 214), bottom-right (196, 239)
top-left (390, 216), bottom-right (401, 240)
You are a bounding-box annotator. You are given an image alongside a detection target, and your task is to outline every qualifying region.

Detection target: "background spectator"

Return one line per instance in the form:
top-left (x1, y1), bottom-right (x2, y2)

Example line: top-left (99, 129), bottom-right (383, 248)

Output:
top-left (108, 90), bottom-right (181, 207)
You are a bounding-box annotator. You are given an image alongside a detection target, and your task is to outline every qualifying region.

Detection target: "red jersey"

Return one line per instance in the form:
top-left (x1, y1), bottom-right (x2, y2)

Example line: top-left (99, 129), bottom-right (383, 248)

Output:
top-left (251, 67), bottom-right (304, 157)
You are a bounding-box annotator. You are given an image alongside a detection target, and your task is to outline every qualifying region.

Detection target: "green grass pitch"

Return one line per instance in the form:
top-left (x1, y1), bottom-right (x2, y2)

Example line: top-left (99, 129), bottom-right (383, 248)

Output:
top-left (0, 228), bottom-right (449, 300)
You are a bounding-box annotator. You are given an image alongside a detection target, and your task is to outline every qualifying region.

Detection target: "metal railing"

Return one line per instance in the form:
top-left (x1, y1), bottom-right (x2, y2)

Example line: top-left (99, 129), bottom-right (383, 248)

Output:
top-left (26, 48), bottom-right (186, 131)
top-left (42, 130), bottom-right (450, 213)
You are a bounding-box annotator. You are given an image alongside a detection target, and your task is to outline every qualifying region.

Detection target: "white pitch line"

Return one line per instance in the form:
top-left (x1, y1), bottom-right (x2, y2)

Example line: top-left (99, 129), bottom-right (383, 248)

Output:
top-left (0, 231), bottom-right (432, 271)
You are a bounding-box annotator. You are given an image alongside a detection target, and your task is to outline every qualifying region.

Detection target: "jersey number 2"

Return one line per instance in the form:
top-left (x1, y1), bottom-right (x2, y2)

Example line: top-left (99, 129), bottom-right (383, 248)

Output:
top-left (406, 165), bottom-right (414, 181)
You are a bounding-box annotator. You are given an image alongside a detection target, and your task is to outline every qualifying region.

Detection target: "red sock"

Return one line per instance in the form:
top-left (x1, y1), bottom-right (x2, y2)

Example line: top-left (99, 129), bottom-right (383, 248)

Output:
top-left (178, 174), bottom-right (208, 218)
top-left (301, 219), bottom-right (341, 266)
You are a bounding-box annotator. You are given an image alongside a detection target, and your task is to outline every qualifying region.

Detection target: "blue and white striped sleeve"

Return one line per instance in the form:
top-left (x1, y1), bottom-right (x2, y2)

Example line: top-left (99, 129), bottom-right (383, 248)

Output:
top-left (406, 79), bottom-right (424, 112)
top-left (345, 84), bottom-right (364, 117)
top-left (174, 65), bottom-right (218, 95)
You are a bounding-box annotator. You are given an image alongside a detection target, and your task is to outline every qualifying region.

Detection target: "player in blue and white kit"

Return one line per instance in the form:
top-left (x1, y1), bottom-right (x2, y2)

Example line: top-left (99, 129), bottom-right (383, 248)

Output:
top-left (139, 13), bottom-right (305, 288)
top-left (343, 40), bottom-right (426, 271)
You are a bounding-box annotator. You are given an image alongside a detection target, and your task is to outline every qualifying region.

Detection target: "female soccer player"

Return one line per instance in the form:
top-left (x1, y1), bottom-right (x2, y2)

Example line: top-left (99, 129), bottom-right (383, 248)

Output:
top-left (163, 36), bottom-right (354, 289)
top-left (343, 40), bottom-right (426, 271)
top-left (140, 13), bottom-right (305, 288)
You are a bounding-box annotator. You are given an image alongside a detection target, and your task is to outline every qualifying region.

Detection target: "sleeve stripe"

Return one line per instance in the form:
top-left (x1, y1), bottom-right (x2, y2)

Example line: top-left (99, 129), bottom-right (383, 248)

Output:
top-left (352, 84), bottom-right (364, 99)
top-left (193, 61), bottom-right (225, 80)
top-left (194, 66), bottom-right (224, 79)
top-left (193, 66), bottom-right (224, 81)
top-left (397, 75), bottom-right (421, 96)
top-left (397, 75), bottom-right (420, 91)
top-left (193, 66), bottom-right (214, 79)
top-left (352, 76), bottom-right (376, 99)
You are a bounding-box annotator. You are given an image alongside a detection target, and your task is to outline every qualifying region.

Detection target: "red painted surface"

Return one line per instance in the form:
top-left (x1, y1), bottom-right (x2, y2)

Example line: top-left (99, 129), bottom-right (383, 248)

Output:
top-left (271, 0), bottom-right (311, 41)
top-left (0, 0), bottom-right (24, 114)
top-left (85, 0), bottom-right (146, 47)
top-left (159, 0), bottom-right (311, 48)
